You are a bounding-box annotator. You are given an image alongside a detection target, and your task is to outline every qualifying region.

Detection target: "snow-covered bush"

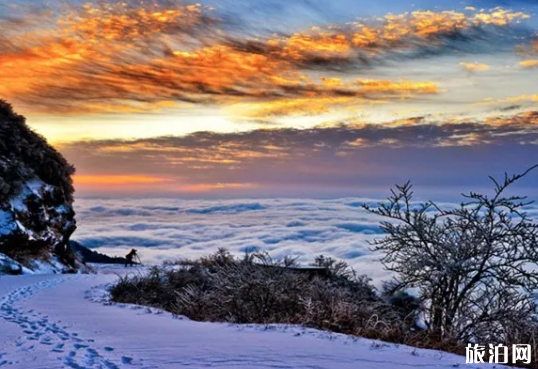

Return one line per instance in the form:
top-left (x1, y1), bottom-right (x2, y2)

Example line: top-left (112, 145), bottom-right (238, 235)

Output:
top-left (364, 166), bottom-right (538, 348)
top-left (110, 249), bottom-right (405, 339)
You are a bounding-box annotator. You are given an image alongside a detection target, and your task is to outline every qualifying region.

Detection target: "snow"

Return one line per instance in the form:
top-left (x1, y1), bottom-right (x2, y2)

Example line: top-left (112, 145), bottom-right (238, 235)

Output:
top-left (56, 205), bottom-right (70, 214)
top-left (0, 210), bottom-right (16, 236)
top-left (8, 181), bottom-right (35, 212)
top-left (0, 267), bottom-right (519, 369)
top-left (0, 253), bottom-right (32, 275)
top-left (0, 254), bottom-right (81, 277)
top-left (0, 253), bottom-right (71, 276)
top-left (25, 256), bottom-right (71, 275)
top-left (0, 176), bottom-right (76, 275)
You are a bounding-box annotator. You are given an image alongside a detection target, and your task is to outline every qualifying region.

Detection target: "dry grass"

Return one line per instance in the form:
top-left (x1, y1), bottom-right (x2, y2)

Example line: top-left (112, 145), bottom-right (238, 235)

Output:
top-left (111, 249), bottom-right (405, 337)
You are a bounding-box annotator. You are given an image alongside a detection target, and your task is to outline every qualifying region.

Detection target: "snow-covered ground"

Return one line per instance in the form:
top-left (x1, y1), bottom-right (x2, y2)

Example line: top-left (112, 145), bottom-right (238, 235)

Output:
top-left (0, 266), bottom-right (517, 369)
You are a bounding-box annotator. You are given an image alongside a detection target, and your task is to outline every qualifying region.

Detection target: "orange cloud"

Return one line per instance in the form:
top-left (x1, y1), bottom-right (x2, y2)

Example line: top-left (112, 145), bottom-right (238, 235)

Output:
top-left (460, 62), bottom-right (490, 72)
top-left (471, 7), bottom-right (530, 26)
top-left (0, 1), bottom-right (213, 113)
top-left (270, 8), bottom-right (529, 63)
top-left (519, 60), bottom-right (538, 68)
top-left (74, 175), bottom-right (172, 185)
top-left (0, 3), bottom-right (529, 116)
top-left (484, 111), bottom-right (538, 126)
top-left (59, 3), bottom-right (204, 42)
top-left (179, 183), bottom-right (257, 192)
top-left (231, 79), bottom-right (437, 117)
top-left (232, 97), bottom-right (355, 118)
top-left (73, 175), bottom-right (255, 193)
top-left (60, 111), bottom-right (538, 190)
top-left (358, 79), bottom-right (438, 95)
top-left (274, 30), bottom-right (352, 61)
top-left (472, 94), bottom-right (538, 108)
top-left (516, 37), bottom-right (538, 56)
top-left (89, 139), bottom-right (290, 168)
top-left (499, 94), bottom-right (536, 104)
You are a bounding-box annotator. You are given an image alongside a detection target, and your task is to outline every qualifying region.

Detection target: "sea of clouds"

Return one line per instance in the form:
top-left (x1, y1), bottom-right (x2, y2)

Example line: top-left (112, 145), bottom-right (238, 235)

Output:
top-left (72, 197), bottom-right (538, 286)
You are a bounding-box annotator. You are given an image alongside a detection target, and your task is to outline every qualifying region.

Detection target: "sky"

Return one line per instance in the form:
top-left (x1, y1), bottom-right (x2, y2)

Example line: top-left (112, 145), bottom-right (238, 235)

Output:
top-left (1, 0), bottom-right (538, 198)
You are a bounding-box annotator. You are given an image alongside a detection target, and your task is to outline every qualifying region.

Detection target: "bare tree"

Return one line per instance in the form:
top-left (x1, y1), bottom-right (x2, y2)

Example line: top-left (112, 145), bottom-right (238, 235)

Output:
top-left (364, 165), bottom-right (538, 342)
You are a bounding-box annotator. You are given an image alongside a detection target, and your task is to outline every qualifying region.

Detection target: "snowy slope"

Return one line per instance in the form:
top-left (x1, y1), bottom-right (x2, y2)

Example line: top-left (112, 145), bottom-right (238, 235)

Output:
top-left (0, 251), bottom-right (76, 276)
top-left (0, 268), bottom-right (518, 369)
top-left (0, 253), bottom-right (32, 275)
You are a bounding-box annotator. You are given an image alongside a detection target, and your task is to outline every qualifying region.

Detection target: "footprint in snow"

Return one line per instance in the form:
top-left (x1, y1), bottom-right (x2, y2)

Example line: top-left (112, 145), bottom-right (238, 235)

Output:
top-left (1, 278), bottom-right (140, 368)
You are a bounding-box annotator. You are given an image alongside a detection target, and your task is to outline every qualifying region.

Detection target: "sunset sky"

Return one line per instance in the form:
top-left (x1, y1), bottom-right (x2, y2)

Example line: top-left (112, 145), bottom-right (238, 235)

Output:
top-left (2, 0), bottom-right (538, 198)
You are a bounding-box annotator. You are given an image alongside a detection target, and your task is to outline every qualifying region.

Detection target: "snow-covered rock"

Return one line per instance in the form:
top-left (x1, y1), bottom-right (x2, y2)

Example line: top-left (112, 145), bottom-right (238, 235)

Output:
top-left (0, 100), bottom-right (83, 274)
top-left (0, 252), bottom-right (26, 274)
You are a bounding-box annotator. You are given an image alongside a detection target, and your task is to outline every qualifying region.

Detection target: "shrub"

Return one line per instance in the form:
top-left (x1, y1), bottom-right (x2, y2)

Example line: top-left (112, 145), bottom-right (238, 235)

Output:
top-left (0, 100), bottom-right (75, 203)
top-left (364, 166), bottom-right (538, 343)
top-left (365, 165), bottom-right (538, 367)
top-left (111, 250), bottom-right (405, 339)
top-left (111, 247), bottom-right (538, 367)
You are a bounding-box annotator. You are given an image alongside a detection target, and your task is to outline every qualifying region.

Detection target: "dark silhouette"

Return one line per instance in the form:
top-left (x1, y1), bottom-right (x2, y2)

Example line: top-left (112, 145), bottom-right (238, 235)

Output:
top-left (70, 241), bottom-right (130, 265)
top-left (125, 249), bottom-right (139, 267)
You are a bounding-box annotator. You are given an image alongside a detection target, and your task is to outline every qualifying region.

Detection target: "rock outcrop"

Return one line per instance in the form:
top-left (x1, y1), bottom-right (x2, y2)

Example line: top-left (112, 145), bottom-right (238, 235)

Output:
top-left (0, 100), bottom-right (82, 273)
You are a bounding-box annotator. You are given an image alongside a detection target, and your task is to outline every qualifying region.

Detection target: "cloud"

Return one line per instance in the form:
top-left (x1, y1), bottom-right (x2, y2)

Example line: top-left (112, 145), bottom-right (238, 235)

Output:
top-left (519, 59), bottom-right (538, 68)
top-left (0, 1), bottom-right (531, 115)
top-left (460, 61), bottom-right (491, 72)
top-left (71, 197), bottom-right (399, 284)
top-left (516, 36), bottom-right (538, 68)
top-left (267, 8), bottom-right (530, 68)
top-left (517, 36), bottom-right (538, 54)
top-left (58, 110), bottom-right (538, 196)
top-left (186, 203), bottom-right (267, 214)
top-left (74, 175), bottom-right (172, 185)
top-left (229, 80), bottom-right (439, 117)
top-left (474, 94), bottom-right (538, 105)
top-left (71, 196), bottom-right (538, 286)
top-left (60, 2), bottom-right (206, 42)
